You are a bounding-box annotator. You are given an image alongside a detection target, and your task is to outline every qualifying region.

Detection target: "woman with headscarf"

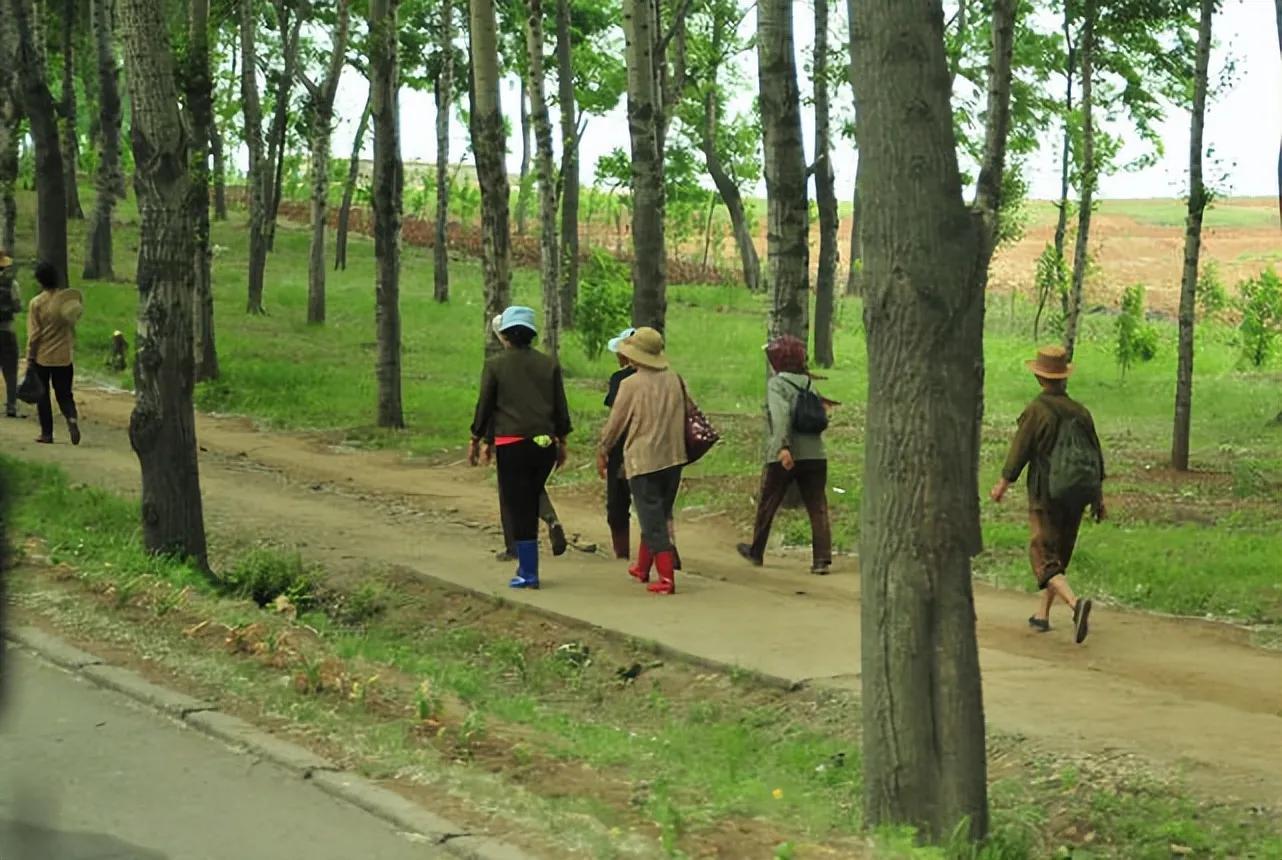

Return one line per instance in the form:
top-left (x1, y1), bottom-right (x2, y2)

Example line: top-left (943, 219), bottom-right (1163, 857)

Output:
top-left (597, 327), bottom-right (688, 595)
top-left (25, 261), bottom-right (84, 445)
top-left (469, 307), bottom-right (571, 589)
top-left (736, 335), bottom-right (832, 574)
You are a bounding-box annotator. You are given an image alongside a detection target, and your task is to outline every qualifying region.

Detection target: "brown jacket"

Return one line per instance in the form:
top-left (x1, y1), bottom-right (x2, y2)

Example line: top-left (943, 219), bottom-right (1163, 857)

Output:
top-left (1001, 391), bottom-right (1105, 505)
top-left (27, 288), bottom-right (84, 367)
top-left (598, 367), bottom-right (688, 479)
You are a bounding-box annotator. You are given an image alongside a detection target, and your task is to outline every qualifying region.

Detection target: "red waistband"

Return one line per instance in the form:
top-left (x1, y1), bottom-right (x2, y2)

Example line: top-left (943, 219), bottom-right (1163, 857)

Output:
top-left (494, 436), bottom-right (525, 446)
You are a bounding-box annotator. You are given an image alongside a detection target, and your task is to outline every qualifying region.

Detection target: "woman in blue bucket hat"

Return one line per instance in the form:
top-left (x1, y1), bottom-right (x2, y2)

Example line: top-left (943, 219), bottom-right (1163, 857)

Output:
top-left (469, 307), bottom-right (572, 589)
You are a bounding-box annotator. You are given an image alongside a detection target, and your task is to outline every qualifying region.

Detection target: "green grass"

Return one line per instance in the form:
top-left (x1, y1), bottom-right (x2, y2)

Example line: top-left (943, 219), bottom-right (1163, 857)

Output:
top-left (1093, 198), bottom-right (1278, 230)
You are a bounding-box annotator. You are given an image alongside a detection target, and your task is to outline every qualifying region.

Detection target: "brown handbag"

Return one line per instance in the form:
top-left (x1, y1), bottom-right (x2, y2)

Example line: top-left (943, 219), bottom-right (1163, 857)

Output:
top-left (679, 376), bottom-right (719, 464)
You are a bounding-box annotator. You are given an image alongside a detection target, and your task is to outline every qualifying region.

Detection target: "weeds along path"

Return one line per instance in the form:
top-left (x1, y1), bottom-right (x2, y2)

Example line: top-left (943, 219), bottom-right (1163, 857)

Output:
top-left (5, 386), bottom-right (1280, 804)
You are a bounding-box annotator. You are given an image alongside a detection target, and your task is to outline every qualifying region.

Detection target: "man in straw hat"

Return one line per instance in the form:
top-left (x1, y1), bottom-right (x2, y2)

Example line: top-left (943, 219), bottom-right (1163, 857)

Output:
top-left (0, 252), bottom-right (23, 417)
top-left (991, 345), bottom-right (1106, 644)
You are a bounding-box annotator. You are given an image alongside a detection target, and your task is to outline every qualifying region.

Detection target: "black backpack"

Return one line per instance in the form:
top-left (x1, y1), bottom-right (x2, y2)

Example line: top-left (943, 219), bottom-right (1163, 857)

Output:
top-left (1042, 395), bottom-right (1103, 506)
top-left (783, 378), bottom-right (829, 435)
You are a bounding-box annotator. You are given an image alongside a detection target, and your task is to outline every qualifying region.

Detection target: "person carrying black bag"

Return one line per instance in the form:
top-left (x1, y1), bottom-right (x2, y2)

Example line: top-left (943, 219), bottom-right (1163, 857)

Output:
top-left (0, 253), bottom-right (23, 418)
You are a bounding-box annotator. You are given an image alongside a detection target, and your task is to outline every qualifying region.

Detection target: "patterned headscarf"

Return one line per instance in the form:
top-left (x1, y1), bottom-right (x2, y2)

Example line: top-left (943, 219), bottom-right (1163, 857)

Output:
top-left (765, 335), bottom-right (808, 375)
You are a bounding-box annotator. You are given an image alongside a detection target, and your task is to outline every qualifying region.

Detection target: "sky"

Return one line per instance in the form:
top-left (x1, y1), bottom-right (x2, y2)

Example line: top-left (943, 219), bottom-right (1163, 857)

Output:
top-left (322, 0), bottom-right (1282, 202)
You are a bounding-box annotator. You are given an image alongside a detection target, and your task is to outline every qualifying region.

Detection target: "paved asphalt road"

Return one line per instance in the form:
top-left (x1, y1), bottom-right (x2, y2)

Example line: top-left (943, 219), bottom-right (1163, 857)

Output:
top-left (0, 648), bottom-right (444, 860)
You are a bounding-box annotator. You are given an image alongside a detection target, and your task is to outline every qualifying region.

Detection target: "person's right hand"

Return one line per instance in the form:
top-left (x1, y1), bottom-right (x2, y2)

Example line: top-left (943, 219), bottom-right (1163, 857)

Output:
top-left (596, 452), bottom-right (608, 480)
top-left (467, 439), bottom-right (481, 467)
top-left (777, 448), bottom-right (795, 471)
top-left (1093, 499), bottom-right (1107, 522)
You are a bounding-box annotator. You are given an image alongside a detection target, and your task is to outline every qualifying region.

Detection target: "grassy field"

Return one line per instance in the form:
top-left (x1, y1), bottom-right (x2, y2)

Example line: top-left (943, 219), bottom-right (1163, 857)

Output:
top-left (6, 189), bottom-right (1282, 635)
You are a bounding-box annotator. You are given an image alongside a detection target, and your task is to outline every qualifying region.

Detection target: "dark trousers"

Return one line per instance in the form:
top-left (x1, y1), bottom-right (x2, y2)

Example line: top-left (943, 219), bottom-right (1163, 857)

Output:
top-left (33, 362), bottom-right (77, 439)
top-left (605, 446), bottom-right (631, 530)
top-left (749, 460), bottom-right (832, 566)
top-left (500, 489), bottom-right (558, 552)
top-left (495, 440), bottom-right (558, 542)
top-left (0, 331), bottom-right (17, 409)
top-left (629, 466), bottom-right (682, 553)
top-left (1028, 502), bottom-right (1087, 589)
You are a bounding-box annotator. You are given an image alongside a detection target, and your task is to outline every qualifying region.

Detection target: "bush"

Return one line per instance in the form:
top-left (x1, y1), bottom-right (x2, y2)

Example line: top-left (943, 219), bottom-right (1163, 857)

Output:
top-left (574, 250), bottom-right (633, 360)
top-left (224, 548), bottom-right (317, 608)
top-left (1237, 267), bottom-right (1282, 369)
top-left (1196, 262), bottom-right (1230, 321)
top-left (1115, 284), bottom-right (1159, 376)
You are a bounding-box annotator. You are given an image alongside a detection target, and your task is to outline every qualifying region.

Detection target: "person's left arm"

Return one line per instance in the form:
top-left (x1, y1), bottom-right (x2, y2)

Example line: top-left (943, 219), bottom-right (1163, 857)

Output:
top-left (468, 362), bottom-right (499, 465)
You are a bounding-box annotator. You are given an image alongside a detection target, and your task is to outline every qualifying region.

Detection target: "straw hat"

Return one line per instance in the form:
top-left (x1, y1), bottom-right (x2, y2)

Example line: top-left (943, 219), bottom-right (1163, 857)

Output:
top-left (1026, 345), bottom-right (1073, 380)
top-left (616, 327), bottom-right (669, 370)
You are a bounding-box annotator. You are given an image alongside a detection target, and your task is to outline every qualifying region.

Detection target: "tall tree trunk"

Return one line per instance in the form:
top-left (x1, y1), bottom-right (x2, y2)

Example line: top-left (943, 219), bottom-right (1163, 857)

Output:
top-left (526, 0), bottom-right (560, 358)
top-left (1052, 7), bottom-right (1074, 320)
top-left (698, 89), bottom-right (760, 293)
top-left (60, 0), bottom-right (85, 220)
top-left (555, 0), bottom-right (579, 327)
top-left (623, 0), bottom-right (666, 330)
top-left (852, 0), bottom-right (1015, 843)
top-left (83, 0), bottom-right (123, 281)
top-left (433, 0), bottom-right (453, 303)
top-left (371, 0), bottom-right (404, 428)
top-left (514, 77), bottom-right (532, 236)
top-left (335, 89), bottom-right (372, 272)
top-left (2, 0), bottom-right (69, 287)
top-left (265, 2), bottom-right (303, 254)
top-left (1276, 0), bottom-right (1281, 225)
top-left (210, 114), bottom-right (227, 221)
top-left (1171, 0), bottom-right (1214, 472)
top-left (1063, 0), bottom-right (1095, 362)
top-left (844, 0), bottom-right (862, 299)
top-left (305, 0), bottom-right (352, 325)
top-left (187, 0), bottom-right (219, 382)
top-left (469, 0), bottom-right (512, 354)
top-left (117, 0), bottom-right (210, 569)
top-left (812, 0), bottom-right (838, 367)
top-left (757, 0), bottom-right (809, 341)
top-left (238, 0), bottom-right (268, 313)
top-left (1, 66), bottom-right (22, 254)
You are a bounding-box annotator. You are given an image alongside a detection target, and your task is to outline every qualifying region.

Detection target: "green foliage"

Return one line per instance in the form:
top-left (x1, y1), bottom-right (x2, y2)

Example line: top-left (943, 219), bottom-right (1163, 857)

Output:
top-left (1195, 261), bottom-right (1230, 321)
top-left (574, 251), bottom-right (632, 360)
top-left (1115, 284), bottom-right (1159, 376)
top-left (225, 547), bottom-right (317, 608)
top-left (1237, 268), bottom-right (1282, 369)
top-left (1032, 243), bottom-right (1068, 339)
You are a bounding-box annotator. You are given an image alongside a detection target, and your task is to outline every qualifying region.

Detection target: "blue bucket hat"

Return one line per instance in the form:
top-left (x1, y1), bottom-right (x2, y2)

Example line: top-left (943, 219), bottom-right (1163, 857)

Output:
top-left (607, 327), bottom-right (637, 354)
top-left (499, 305), bottom-right (537, 335)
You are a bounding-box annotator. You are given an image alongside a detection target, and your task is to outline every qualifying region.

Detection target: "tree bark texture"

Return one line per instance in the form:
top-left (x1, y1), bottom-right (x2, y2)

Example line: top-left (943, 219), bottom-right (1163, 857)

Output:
top-left (526, 0), bottom-right (560, 359)
top-left (238, 0), bottom-right (268, 313)
top-left (117, 0), bottom-right (210, 569)
top-left (305, 0), bottom-right (352, 325)
top-left (0, 60), bottom-right (21, 254)
top-left (1051, 6), bottom-right (1074, 321)
top-left (844, 0), bottom-right (862, 298)
top-left (265, 1), bottom-right (303, 253)
top-left (757, 0), bottom-right (809, 341)
top-left (60, 0), bottom-right (85, 220)
top-left (187, 0), bottom-right (219, 382)
top-left (1063, 0), bottom-right (1095, 362)
top-left (433, 0), bottom-right (453, 303)
top-left (623, 0), bottom-right (666, 331)
top-left (515, 77), bottom-right (532, 236)
top-left (335, 89), bottom-right (372, 272)
top-left (1171, 0), bottom-right (1214, 472)
top-left (469, 0), bottom-right (513, 355)
top-left (83, 0), bottom-right (124, 282)
top-left (812, 0), bottom-right (838, 367)
top-left (2, 0), bottom-right (69, 287)
top-left (211, 114), bottom-right (227, 221)
top-left (370, 0), bottom-right (404, 428)
top-left (699, 89), bottom-right (760, 294)
top-left (555, 0), bottom-right (578, 327)
top-left (852, 0), bottom-right (1016, 843)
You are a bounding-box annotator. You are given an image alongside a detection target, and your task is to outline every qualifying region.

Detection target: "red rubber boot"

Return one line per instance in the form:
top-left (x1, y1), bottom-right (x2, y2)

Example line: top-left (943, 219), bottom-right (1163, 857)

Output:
top-left (647, 551), bottom-right (676, 595)
top-left (628, 543), bottom-right (653, 583)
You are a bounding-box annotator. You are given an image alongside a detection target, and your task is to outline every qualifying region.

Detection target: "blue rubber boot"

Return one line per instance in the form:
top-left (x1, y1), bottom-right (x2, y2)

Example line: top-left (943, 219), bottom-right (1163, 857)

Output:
top-left (510, 539), bottom-right (540, 590)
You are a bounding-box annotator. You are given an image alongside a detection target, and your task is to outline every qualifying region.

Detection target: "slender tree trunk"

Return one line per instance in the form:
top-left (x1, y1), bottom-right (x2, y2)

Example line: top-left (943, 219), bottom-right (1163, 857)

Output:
top-left (1276, 0), bottom-right (1281, 225)
top-left (433, 0), bottom-right (453, 303)
top-left (853, 0), bottom-right (1015, 843)
top-left (60, 0), bottom-right (85, 220)
top-left (514, 77), bottom-right (532, 236)
top-left (238, 0), bottom-right (268, 313)
top-left (117, 0), bottom-right (209, 569)
top-left (623, 0), bottom-right (666, 330)
top-left (1063, 0), bottom-right (1095, 362)
top-left (812, 0), bottom-right (838, 367)
top-left (3, 0), bottom-right (69, 287)
top-left (469, 0), bottom-right (512, 354)
top-left (1052, 7), bottom-right (1074, 320)
top-left (265, 3), bottom-right (302, 254)
top-left (555, 0), bottom-right (578, 327)
top-left (698, 90), bottom-right (760, 293)
top-left (757, 0), bottom-right (809, 341)
top-left (210, 114), bottom-right (227, 221)
top-left (306, 0), bottom-right (352, 325)
top-left (844, 0), bottom-right (862, 299)
top-left (186, 0), bottom-right (219, 381)
top-left (526, 0), bottom-right (560, 358)
top-left (335, 89), bottom-right (371, 271)
top-left (83, 0), bottom-right (123, 281)
top-left (0, 83), bottom-right (17, 253)
top-left (1172, 0), bottom-right (1214, 472)
top-left (370, 0), bottom-right (403, 428)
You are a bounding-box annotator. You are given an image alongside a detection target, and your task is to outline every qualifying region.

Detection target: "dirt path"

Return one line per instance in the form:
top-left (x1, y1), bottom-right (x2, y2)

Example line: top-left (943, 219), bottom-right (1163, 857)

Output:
top-left (5, 387), bottom-right (1280, 804)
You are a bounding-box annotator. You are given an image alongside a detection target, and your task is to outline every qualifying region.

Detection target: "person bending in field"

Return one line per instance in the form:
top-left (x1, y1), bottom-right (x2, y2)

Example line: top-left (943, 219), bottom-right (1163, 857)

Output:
top-left (991, 346), bottom-right (1105, 644)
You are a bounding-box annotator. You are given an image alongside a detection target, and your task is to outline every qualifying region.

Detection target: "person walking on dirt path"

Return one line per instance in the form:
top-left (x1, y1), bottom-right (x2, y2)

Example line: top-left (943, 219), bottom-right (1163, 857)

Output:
top-left (603, 327), bottom-right (637, 559)
top-left (469, 307), bottom-right (571, 590)
top-left (0, 253), bottom-right (24, 418)
top-left (25, 261), bottom-right (83, 446)
top-left (488, 314), bottom-right (569, 563)
top-left (736, 335), bottom-right (833, 575)
top-left (597, 328), bottom-right (688, 595)
top-left (991, 345), bottom-right (1106, 644)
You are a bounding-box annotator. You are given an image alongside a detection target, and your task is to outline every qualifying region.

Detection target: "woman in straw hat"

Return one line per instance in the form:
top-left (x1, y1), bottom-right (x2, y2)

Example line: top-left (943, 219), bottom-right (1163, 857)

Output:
top-left (991, 345), bottom-right (1106, 644)
top-left (25, 261), bottom-right (84, 445)
top-left (597, 327), bottom-right (688, 595)
top-left (469, 306), bottom-right (572, 589)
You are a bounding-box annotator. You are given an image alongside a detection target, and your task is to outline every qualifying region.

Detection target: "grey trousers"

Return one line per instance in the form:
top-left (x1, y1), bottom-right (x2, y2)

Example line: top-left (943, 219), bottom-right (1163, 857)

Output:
top-left (629, 466), bottom-right (682, 553)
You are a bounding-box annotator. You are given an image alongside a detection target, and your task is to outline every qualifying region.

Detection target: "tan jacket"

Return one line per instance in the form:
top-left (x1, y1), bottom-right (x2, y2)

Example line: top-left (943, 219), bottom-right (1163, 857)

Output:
top-left (598, 367), bottom-right (688, 479)
top-left (27, 288), bottom-right (84, 367)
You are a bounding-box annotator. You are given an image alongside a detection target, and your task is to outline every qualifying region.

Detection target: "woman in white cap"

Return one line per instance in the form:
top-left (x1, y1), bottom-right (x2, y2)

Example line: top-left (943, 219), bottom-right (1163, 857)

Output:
top-left (597, 327), bottom-right (688, 595)
top-left (25, 261), bottom-right (83, 445)
top-left (488, 313), bottom-right (568, 562)
top-left (469, 306), bottom-right (571, 589)
top-left (602, 327), bottom-right (636, 559)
